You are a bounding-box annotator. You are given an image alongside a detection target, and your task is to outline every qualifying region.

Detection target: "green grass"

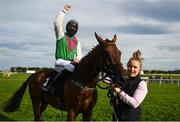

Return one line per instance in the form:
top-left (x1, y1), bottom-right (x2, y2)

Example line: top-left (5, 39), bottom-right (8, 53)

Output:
top-left (0, 73), bottom-right (180, 121)
top-left (142, 83), bottom-right (180, 120)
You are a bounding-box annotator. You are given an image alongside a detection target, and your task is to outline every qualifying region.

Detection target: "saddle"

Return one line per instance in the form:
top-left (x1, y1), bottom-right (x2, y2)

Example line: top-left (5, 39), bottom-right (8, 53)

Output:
top-left (42, 69), bottom-right (72, 99)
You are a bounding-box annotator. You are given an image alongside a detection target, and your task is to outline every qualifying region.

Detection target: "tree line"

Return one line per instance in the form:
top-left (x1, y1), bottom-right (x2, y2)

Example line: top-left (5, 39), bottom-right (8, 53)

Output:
top-left (9, 67), bottom-right (42, 73)
top-left (143, 69), bottom-right (180, 74)
top-left (0, 67), bottom-right (180, 74)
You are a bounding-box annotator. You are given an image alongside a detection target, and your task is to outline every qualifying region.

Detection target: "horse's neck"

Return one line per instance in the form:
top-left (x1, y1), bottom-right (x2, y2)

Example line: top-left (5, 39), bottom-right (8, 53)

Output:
top-left (73, 46), bottom-right (101, 87)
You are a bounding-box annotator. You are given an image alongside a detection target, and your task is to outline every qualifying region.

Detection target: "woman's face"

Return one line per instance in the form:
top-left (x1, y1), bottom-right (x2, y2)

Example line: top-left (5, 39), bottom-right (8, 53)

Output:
top-left (127, 60), bottom-right (140, 77)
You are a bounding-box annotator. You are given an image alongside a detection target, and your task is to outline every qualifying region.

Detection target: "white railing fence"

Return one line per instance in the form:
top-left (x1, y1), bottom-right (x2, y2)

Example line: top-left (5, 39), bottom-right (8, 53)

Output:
top-left (142, 78), bottom-right (180, 86)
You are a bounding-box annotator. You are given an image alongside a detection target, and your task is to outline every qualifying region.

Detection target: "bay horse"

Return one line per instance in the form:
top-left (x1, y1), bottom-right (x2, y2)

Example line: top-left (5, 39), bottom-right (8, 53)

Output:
top-left (3, 33), bottom-right (127, 121)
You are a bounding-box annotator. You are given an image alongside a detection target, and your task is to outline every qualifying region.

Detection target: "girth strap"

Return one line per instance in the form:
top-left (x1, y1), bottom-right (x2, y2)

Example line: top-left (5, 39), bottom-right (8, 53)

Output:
top-left (71, 80), bottom-right (96, 92)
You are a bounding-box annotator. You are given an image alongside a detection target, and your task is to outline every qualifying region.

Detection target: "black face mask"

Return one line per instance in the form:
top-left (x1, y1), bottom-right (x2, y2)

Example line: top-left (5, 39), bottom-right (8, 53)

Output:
top-left (66, 22), bottom-right (78, 37)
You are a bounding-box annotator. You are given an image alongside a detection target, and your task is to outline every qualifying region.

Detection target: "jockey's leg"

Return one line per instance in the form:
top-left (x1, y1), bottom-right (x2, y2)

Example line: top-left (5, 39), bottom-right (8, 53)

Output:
top-left (44, 63), bottom-right (75, 95)
top-left (54, 63), bottom-right (75, 84)
top-left (53, 68), bottom-right (73, 97)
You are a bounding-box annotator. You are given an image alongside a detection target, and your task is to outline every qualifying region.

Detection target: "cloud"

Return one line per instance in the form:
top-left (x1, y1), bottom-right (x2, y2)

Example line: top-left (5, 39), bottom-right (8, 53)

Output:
top-left (115, 23), bottom-right (172, 34)
top-left (119, 0), bottom-right (180, 22)
top-left (157, 41), bottom-right (180, 52)
top-left (0, 0), bottom-right (180, 70)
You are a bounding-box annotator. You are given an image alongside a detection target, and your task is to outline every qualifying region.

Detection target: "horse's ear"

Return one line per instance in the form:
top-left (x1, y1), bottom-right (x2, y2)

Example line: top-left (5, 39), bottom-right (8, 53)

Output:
top-left (95, 32), bottom-right (104, 44)
top-left (112, 34), bottom-right (117, 43)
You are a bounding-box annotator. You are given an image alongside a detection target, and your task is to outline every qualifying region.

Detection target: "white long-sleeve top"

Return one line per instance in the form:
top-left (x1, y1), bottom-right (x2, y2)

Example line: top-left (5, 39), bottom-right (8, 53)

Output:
top-left (54, 9), bottom-right (82, 63)
top-left (119, 80), bottom-right (148, 108)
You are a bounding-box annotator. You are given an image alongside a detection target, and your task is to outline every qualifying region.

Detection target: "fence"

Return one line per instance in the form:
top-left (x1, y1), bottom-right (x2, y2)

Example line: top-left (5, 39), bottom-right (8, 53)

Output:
top-left (142, 78), bottom-right (180, 86)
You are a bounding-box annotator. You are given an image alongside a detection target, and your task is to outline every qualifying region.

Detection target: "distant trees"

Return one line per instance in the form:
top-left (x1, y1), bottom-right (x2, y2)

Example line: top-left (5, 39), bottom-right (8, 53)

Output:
top-left (143, 70), bottom-right (180, 74)
top-left (10, 67), bottom-right (41, 73)
top-left (0, 67), bottom-right (179, 74)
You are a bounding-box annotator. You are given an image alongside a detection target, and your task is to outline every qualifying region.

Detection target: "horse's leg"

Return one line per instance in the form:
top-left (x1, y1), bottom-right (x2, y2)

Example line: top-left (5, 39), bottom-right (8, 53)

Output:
top-left (28, 69), bottom-right (54, 121)
top-left (82, 109), bottom-right (93, 121)
top-left (31, 98), bottom-right (41, 121)
top-left (39, 102), bottom-right (48, 120)
top-left (67, 109), bottom-right (77, 121)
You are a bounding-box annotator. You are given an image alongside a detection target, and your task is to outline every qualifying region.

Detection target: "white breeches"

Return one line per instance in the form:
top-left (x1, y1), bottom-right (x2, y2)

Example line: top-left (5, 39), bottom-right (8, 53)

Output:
top-left (54, 59), bottom-right (75, 73)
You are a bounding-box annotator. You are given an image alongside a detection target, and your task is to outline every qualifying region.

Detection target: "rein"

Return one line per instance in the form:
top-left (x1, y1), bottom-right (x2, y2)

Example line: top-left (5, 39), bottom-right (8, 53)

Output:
top-left (96, 72), bottom-right (112, 89)
top-left (70, 42), bottom-right (116, 91)
top-left (96, 72), bottom-right (119, 121)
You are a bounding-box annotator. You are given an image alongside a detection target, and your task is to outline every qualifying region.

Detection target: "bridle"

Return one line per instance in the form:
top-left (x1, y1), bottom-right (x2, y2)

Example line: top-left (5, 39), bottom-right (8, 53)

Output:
top-left (100, 43), bottom-right (115, 75)
top-left (99, 43), bottom-right (127, 121)
top-left (99, 43), bottom-right (123, 85)
top-left (71, 42), bottom-right (126, 92)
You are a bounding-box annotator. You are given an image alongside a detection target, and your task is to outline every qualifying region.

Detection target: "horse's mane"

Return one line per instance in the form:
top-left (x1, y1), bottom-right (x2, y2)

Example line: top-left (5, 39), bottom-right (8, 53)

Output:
top-left (79, 44), bottom-right (99, 64)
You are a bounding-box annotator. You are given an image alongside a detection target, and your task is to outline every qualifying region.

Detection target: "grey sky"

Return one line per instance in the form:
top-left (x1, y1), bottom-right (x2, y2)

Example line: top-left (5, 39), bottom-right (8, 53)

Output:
top-left (0, 0), bottom-right (180, 70)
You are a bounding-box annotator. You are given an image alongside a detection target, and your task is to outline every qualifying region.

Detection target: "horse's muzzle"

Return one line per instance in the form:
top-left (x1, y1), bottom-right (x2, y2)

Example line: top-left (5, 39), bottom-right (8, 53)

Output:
top-left (115, 74), bottom-right (129, 87)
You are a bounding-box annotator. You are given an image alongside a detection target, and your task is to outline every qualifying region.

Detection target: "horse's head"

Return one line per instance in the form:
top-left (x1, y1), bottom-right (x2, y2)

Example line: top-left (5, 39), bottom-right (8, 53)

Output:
top-left (95, 32), bottom-right (128, 86)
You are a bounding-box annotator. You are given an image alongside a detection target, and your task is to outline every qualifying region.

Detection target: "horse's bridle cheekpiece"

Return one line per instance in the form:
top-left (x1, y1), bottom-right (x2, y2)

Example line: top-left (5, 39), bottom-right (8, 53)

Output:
top-left (100, 43), bottom-right (116, 78)
top-left (100, 42), bottom-right (125, 87)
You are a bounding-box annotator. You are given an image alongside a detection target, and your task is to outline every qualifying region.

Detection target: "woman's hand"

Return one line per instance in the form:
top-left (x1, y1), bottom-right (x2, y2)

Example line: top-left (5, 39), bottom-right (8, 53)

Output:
top-left (114, 87), bottom-right (121, 94)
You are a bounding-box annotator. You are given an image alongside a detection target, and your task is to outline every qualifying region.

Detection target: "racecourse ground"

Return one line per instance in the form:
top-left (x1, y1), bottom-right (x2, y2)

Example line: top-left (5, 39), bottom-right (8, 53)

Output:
top-left (0, 73), bottom-right (180, 121)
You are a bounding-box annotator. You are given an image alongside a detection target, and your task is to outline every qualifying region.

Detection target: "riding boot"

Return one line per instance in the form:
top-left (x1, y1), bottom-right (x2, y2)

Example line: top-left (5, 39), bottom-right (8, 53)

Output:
top-left (56, 69), bottom-right (72, 81)
top-left (42, 73), bottom-right (56, 93)
top-left (54, 69), bottom-right (72, 97)
top-left (46, 78), bottom-right (56, 95)
top-left (46, 69), bottom-right (72, 95)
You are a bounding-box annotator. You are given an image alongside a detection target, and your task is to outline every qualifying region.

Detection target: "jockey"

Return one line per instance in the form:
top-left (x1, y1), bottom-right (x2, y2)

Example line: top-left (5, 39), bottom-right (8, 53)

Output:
top-left (43, 4), bottom-right (82, 93)
top-left (54, 4), bottom-right (82, 73)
